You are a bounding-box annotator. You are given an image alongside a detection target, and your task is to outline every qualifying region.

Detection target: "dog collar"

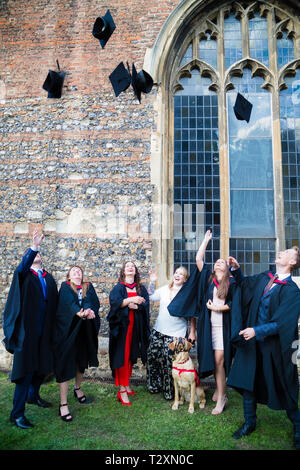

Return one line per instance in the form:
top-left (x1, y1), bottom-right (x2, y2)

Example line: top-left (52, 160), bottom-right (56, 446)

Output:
top-left (172, 357), bottom-right (189, 364)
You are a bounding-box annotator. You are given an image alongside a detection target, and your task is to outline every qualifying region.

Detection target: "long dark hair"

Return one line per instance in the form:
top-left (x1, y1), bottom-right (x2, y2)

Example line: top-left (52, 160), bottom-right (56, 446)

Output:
top-left (118, 261), bottom-right (142, 294)
top-left (66, 265), bottom-right (89, 298)
top-left (209, 259), bottom-right (230, 300)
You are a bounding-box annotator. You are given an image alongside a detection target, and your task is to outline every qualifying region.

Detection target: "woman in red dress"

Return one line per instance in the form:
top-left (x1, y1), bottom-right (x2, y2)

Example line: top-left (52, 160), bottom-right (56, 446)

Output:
top-left (108, 261), bottom-right (150, 406)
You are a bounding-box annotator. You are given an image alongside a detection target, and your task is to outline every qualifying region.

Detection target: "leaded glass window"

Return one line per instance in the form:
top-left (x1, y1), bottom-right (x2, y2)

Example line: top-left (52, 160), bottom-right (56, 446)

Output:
top-left (280, 70), bottom-right (300, 275)
top-left (170, 1), bottom-right (300, 276)
top-left (199, 34), bottom-right (217, 70)
top-left (249, 13), bottom-right (269, 66)
top-left (224, 14), bottom-right (242, 69)
top-left (228, 69), bottom-right (275, 239)
top-left (277, 30), bottom-right (295, 69)
top-left (180, 42), bottom-right (193, 67)
top-left (174, 71), bottom-right (220, 272)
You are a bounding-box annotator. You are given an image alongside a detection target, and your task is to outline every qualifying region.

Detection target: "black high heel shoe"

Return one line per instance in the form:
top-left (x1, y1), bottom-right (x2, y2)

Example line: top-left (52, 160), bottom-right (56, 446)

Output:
top-left (74, 387), bottom-right (94, 404)
top-left (59, 403), bottom-right (73, 422)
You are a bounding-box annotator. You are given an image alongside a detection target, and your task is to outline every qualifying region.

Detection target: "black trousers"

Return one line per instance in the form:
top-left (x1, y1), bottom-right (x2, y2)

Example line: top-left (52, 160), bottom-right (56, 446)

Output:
top-left (243, 389), bottom-right (300, 428)
top-left (11, 372), bottom-right (44, 419)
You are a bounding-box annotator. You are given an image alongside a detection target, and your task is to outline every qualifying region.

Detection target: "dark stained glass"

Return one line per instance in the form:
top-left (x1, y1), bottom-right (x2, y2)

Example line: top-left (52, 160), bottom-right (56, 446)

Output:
top-left (280, 70), bottom-right (300, 275)
top-left (174, 71), bottom-right (220, 273)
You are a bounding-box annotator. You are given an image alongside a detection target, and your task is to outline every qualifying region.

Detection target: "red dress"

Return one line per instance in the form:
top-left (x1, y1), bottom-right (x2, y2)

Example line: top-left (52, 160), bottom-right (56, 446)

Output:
top-left (114, 291), bottom-right (136, 386)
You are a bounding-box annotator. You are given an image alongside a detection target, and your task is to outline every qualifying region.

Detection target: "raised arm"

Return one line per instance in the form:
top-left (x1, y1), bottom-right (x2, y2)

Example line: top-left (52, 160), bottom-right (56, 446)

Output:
top-left (196, 230), bottom-right (212, 272)
top-left (16, 229), bottom-right (44, 275)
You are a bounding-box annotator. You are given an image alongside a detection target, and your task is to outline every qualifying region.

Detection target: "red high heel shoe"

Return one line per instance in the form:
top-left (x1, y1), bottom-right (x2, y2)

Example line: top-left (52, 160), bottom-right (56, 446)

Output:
top-left (126, 389), bottom-right (135, 396)
top-left (117, 390), bottom-right (132, 406)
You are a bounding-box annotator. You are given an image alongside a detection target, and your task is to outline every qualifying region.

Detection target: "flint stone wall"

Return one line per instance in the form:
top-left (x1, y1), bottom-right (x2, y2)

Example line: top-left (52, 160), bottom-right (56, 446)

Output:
top-left (0, 0), bottom-right (180, 376)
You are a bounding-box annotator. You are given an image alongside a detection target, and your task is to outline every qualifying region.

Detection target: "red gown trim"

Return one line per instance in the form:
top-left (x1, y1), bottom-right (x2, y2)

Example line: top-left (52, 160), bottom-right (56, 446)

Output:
top-left (114, 291), bottom-right (136, 387)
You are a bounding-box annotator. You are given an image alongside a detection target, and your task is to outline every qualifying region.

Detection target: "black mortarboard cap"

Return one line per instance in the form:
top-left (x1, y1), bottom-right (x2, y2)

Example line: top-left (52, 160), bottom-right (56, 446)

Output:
top-left (131, 63), bottom-right (154, 103)
top-left (42, 62), bottom-right (66, 99)
top-left (109, 62), bottom-right (131, 97)
top-left (233, 92), bottom-right (253, 123)
top-left (92, 10), bottom-right (116, 49)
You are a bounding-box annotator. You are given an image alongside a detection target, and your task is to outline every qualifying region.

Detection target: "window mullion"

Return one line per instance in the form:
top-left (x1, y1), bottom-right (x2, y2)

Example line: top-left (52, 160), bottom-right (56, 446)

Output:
top-left (193, 34), bottom-right (199, 60)
top-left (218, 8), bottom-right (229, 259)
top-left (241, 11), bottom-right (249, 58)
top-left (270, 7), bottom-right (286, 252)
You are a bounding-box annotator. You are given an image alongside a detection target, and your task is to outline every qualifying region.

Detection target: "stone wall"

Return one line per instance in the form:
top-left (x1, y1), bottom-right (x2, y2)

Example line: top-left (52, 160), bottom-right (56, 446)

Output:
top-left (0, 92), bottom-right (157, 334)
top-left (0, 0), bottom-right (181, 333)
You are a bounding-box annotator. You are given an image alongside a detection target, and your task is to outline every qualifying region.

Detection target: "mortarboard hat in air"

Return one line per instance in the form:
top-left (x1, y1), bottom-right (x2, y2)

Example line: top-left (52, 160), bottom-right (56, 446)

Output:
top-left (131, 63), bottom-right (154, 103)
top-left (42, 61), bottom-right (66, 98)
top-left (233, 92), bottom-right (253, 123)
top-left (109, 62), bottom-right (131, 97)
top-left (92, 10), bottom-right (116, 49)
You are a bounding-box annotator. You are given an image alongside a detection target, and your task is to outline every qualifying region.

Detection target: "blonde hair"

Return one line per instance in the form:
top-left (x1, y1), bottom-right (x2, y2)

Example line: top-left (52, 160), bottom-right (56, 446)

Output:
top-left (169, 266), bottom-right (189, 289)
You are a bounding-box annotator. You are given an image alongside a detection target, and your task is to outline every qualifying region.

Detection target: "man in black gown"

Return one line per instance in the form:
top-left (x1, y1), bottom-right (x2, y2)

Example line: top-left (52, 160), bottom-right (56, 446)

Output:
top-left (3, 230), bottom-right (58, 429)
top-left (227, 247), bottom-right (300, 449)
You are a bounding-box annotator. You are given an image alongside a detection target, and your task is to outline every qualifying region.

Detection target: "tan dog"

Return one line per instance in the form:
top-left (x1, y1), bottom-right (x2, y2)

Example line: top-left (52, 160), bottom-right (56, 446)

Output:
top-left (169, 337), bottom-right (206, 414)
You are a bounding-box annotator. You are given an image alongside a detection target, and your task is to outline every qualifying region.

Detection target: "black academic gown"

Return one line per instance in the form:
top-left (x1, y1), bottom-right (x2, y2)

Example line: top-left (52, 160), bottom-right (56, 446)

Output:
top-left (3, 267), bottom-right (58, 383)
top-left (168, 264), bottom-right (241, 378)
top-left (53, 281), bottom-right (100, 383)
top-left (227, 269), bottom-right (300, 410)
top-left (107, 283), bottom-right (150, 374)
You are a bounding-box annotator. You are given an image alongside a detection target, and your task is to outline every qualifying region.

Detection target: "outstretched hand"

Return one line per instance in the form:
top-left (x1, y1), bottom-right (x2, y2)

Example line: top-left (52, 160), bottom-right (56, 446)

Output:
top-left (32, 229), bottom-right (44, 250)
top-left (204, 229), bottom-right (212, 243)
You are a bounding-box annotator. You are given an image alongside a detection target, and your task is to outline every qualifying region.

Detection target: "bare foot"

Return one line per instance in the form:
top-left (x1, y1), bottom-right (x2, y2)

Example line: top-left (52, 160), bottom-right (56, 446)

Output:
top-left (211, 395), bottom-right (227, 415)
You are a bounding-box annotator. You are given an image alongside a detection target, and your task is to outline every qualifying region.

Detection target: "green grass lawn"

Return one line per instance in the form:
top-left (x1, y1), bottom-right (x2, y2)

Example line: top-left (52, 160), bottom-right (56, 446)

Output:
top-left (0, 372), bottom-right (298, 451)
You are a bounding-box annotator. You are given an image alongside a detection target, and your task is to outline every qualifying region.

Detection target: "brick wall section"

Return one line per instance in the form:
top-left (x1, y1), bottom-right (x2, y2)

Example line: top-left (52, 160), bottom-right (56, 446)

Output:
top-left (0, 0), bottom-right (182, 332)
top-left (0, 0), bottom-right (180, 98)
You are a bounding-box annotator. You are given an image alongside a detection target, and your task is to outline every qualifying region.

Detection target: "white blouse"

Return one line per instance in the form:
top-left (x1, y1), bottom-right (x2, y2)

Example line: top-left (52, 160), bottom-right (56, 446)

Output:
top-left (150, 285), bottom-right (187, 338)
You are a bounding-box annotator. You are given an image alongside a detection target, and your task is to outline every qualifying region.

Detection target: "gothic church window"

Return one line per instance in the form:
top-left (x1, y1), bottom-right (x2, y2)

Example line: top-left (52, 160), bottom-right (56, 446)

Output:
top-left (170, 1), bottom-right (300, 275)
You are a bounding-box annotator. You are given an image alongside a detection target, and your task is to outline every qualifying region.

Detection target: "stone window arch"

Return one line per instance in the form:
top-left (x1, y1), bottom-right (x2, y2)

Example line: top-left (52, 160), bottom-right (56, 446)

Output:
top-left (146, 0), bottom-right (300, 279)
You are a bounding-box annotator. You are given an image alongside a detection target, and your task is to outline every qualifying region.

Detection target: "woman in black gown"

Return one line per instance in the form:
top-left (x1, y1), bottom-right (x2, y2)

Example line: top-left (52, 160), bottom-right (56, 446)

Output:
top-left (54, 266), bottom-right (100, 422)
top-left (107, 261), bottom-right (150, 406)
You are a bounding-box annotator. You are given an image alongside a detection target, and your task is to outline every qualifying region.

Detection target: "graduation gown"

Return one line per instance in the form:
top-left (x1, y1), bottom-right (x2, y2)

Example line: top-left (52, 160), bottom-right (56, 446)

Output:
top-left (227, 269), bottom-right (300, 410)
top-left (53, 281), bottom-right (100, 383)
top-left (168, 263), bottom-right (241, 378)
top-left (3, 266), bottom-right (58, 383)
top-left (107, 283), bottom-right (150, 373)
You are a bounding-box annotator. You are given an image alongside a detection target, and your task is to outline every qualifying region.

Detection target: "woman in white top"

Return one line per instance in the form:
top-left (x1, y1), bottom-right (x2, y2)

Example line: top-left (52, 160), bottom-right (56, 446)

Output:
top-left (146, 266), bottom-right (196, 400)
